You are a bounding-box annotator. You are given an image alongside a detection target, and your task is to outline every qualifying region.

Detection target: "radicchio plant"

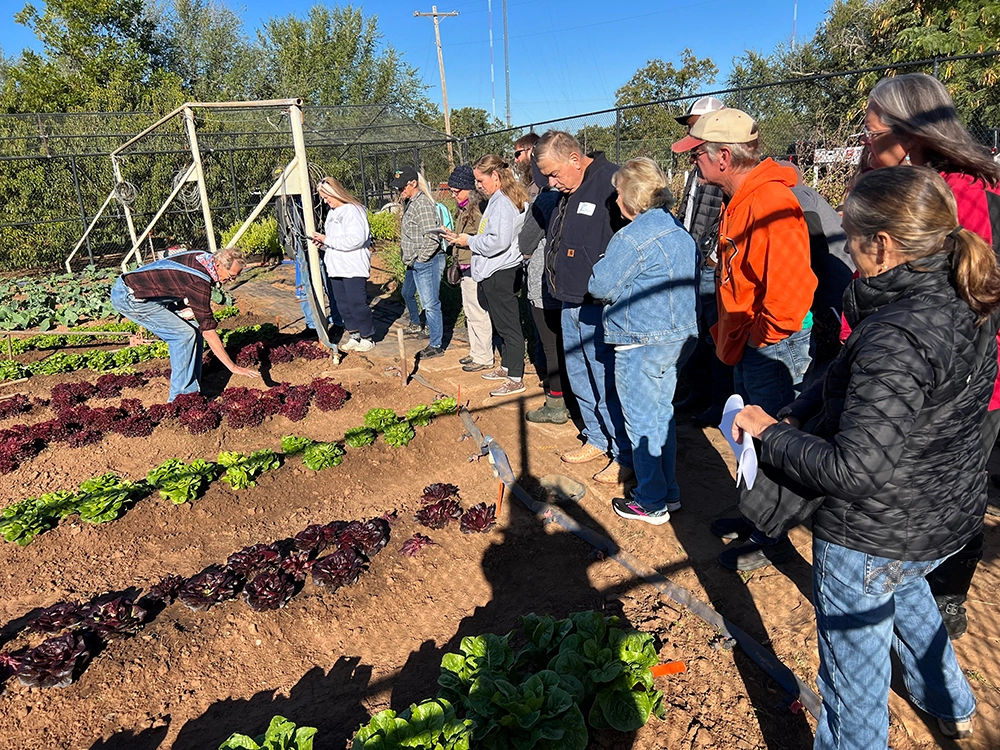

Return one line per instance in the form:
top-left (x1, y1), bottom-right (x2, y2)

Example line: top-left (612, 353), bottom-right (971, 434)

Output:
top-left (142, 574), bottom-right (186, 605)
top-left (460, 503), bottom-right (497, 534)
top-left (79, 594), bottom-right (147, 637)
top-left (311, 548), bottom-right (366, 590)
top-left (338, 518), bottom-right (390, 555)
top-left (421, 483), bottom-right (460, 505)
top-left (400, 533), bottom-right (436, 557)
top-left (294, 524), bottom-right (338, 555)
top-left (17, 633), bottom-right (90, 689)
top-left (415, 499), bottom-right (463, 530)
top-left (312, 378), bottom-right (348, 412)
top-left (279, 551), bottom-right (315, 582)
top-left (177, 565), bottom-right (241, 611)
top-left (0, 394), bottom-right (32, 420)
top-left (243, 571), bottom-right (296, 611)
top-left (27, 601), bottom-right (84, 634)
top-left (226, 544), bottom-right (282, 578)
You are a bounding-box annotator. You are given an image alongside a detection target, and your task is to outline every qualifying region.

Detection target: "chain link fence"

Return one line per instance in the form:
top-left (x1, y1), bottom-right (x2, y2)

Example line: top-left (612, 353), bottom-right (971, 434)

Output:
top-left (4, 53), bottom-right (1000, 272)
top-left (464, 53), bottom-right (1000, 210)
top-left (0, 106), bottom-right (455, 271)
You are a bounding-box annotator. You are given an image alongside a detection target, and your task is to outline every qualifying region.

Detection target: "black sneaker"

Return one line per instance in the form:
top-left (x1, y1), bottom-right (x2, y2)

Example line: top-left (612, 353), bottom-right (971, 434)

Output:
top-left (717, 538), bottom-right (796, 571)
top-left (710, 516), bottom-right (754, 541)
top-left (611, 497), bottom-right (671, 526)
top-left (418, 345), bottom-right (445, 359)
top-left (935, 597), bottom-right (969, 640)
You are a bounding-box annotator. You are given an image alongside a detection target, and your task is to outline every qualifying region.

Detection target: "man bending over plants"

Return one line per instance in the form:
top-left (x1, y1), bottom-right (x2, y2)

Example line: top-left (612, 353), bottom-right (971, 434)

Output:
top-left (110, 247), bottom-right (259, 401)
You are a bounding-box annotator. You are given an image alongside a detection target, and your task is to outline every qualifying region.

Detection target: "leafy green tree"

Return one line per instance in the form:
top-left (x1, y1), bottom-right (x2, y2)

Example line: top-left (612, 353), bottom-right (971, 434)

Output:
top-left (877, 0), bottom-right (1000, 126)
top-left (155, 0), bottom-right (263, 101)
top-left (615, 50), bottom-right (717, 164)
top-left (2, 0), bottom-right (183, 112)
top-left (257, 4), bottom-right (428, 114)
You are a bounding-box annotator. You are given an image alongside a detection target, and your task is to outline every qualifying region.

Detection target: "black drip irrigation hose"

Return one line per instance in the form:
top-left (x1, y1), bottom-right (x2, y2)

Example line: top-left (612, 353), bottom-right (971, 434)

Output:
top-left (456, 407), bottom-right (823, 721)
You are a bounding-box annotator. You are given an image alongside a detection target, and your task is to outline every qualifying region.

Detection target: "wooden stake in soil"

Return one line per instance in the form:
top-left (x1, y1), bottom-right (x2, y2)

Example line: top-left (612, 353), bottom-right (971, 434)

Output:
top-left (396, 328), bottom-right (407, 388)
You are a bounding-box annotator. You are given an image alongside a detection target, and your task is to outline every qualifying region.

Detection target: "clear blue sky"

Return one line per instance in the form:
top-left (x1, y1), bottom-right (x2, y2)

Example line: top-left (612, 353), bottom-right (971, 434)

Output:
top-left (0, 0), bottom-right (831, 124)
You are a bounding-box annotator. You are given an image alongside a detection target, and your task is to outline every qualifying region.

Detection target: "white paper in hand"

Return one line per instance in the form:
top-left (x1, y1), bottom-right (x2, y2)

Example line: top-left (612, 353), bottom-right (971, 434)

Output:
top-left (719, 394), bottom-right (758, 490)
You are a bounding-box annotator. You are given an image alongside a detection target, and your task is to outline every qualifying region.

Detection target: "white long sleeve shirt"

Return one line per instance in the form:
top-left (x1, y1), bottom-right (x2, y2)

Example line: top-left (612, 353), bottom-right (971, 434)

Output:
top-left (322, 203), bottom-right (372, 279)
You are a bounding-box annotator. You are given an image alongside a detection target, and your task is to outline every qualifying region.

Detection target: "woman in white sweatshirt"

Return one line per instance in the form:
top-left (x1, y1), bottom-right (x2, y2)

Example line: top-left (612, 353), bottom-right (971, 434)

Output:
top-left (312, 177), bottom-right (376, 352)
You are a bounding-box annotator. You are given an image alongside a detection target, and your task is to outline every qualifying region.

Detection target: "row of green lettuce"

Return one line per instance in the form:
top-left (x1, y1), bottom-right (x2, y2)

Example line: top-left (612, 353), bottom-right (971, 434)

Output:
top-left (0, 314), bottom-right (266, 382)
top-left (0, 400), bottom-right (456, 546)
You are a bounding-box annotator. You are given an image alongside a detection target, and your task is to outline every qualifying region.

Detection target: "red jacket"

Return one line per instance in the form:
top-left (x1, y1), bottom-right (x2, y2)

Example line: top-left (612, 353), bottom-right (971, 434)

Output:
top-left (943, 172), bottom-right (1000, 410)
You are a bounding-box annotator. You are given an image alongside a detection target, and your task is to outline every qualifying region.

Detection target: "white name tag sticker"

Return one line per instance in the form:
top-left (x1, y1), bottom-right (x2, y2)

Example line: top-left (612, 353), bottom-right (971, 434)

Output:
top-left (577, 202), bottom-right (596, 216)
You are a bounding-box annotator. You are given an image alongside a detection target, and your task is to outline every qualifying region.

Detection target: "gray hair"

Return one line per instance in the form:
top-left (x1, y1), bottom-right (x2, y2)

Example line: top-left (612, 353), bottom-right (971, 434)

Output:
top-left (214, 247), bottom-right (246, 271)
top-left (705, 136), bottom-right (761, 171)
top-left (535, 130), bottom-right (584, 163)
top-left (869, 73), bottom-right (999, 185)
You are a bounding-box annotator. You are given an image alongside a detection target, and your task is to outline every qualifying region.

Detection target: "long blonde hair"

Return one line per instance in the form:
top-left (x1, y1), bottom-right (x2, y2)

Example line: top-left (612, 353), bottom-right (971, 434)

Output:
top-left (317, 176), bottom-right (362, 206)
top-left (474, 154), bottom-right (529, 208)
top-left (844, 166), bottom-right (1000, 324)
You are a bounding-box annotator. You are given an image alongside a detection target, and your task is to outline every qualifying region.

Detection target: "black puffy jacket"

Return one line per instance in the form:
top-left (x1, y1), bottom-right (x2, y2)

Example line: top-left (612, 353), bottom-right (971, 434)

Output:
top-left (761, 255), bottom-right (997, 561)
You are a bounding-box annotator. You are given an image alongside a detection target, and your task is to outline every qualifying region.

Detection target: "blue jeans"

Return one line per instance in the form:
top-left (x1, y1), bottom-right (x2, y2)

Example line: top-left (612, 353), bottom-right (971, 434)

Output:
top-left (412, 253), bottom-right (445, 348)
top-left (111, 277), bottom-right (202, 402)
top-left (615, 339), bottom-right (694, 510)
top-left (734, 326), bottom-right (812, 415)
top-left (812, 538), bottom-right (976, 749)
top-left (296, 251), bottom-right (342, 329)
top-left (561, 302), bottom-right (631, 468)
top-left (401, 267), bottom-right (421, 324)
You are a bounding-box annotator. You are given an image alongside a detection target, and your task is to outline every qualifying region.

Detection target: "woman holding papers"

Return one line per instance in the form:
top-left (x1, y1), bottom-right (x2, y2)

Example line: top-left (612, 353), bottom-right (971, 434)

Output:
top-left (731, 167), bottom-right (1000, 749)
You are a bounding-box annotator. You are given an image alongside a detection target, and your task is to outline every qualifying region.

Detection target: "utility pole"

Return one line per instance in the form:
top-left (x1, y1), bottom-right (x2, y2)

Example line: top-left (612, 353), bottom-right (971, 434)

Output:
top-left (415, 6), bottom-right (459, 171)
top-left (502, 0), bottom-right (511, 126)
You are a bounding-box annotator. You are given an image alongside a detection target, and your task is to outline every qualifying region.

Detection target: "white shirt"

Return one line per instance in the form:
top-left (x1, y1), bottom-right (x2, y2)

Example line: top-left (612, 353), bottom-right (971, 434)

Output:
top-left (322, 203), bottom-right (372, 279)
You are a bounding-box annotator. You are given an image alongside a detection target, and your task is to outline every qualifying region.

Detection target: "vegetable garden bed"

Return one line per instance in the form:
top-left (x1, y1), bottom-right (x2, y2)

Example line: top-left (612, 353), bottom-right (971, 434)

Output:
top-left (0, 293), bottom-right (997, 750)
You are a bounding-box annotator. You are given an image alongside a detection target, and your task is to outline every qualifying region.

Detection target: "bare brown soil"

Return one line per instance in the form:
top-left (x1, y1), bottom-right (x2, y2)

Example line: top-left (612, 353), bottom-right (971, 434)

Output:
top-left (0, 282), bottom-right (997, 750)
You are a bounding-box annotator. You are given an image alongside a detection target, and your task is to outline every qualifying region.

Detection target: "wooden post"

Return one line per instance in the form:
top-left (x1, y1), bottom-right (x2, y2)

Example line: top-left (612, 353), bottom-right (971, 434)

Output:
top-left (397, 328), bottom-right (407, 388)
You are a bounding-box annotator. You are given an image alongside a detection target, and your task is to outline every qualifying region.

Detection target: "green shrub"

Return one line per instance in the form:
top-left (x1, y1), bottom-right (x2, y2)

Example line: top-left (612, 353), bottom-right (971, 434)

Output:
top-left (220, 217), bottom-right (281, 257)
top-left (368, 210), bottom-right (400, 241)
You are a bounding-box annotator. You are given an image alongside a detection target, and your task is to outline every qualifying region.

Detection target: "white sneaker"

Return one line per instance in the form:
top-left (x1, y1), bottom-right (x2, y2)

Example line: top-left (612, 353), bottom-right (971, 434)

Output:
top-left (341, 336), bottom-right (360, 351)
top-left (353, 337), bottom-right (375, 352)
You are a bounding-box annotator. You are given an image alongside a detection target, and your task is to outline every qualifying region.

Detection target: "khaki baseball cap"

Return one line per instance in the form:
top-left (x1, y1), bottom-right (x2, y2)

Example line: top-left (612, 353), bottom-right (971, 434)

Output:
top-left (671, 108), bottom-right (758, 153)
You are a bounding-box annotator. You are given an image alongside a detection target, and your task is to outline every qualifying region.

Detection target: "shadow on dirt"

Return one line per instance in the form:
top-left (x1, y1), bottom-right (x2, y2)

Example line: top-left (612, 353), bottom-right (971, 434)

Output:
top-left (89, 656), bottom-right (374, 750)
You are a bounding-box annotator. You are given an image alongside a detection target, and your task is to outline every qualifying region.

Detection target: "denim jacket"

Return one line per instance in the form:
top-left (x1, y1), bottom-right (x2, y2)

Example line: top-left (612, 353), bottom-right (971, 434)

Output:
top-left (589, 207), bottom-right (699, 345)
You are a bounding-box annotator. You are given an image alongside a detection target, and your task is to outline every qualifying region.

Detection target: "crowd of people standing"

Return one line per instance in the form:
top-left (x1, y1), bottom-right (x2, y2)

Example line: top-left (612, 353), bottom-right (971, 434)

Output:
top-left (108, 71), bottom-right (998, 749)
top-left (371, 72), bottom-right (998, 750)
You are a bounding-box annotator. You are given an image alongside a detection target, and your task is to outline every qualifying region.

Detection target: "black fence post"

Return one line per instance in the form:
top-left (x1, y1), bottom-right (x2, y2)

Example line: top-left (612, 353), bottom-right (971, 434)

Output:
top-left (358, 144), bottom-right (368, 208)
top-left (228, 151), bottom-right (241, 217)
top-left (615, 108), bottom-right (622, 164)
top-left (70, 155), bottom-right (94, 266)
top-left (933, 57), bottom-right (940, 78)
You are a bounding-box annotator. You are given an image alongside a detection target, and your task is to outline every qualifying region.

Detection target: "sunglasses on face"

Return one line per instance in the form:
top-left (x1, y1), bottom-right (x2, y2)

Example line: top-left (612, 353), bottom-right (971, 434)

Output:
top-left (513, 149), bottom-right (528, 158)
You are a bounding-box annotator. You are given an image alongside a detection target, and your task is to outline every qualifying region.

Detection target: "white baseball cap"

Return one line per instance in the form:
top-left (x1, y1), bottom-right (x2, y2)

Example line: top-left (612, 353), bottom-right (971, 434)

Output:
top-left (674, 96), bottom-right (726, 125)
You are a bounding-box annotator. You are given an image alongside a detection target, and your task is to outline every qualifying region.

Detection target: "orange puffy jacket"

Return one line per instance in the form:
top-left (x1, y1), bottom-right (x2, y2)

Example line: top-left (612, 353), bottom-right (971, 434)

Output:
top-left (711, 159), bottom-right (817, 365)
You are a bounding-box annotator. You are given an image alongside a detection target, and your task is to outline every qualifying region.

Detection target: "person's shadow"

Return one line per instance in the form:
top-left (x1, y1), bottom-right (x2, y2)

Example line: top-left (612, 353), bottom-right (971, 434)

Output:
top-left (88, 657), bottom-right (373, 750)
top-left (384, 397), bottom-right (639, 749)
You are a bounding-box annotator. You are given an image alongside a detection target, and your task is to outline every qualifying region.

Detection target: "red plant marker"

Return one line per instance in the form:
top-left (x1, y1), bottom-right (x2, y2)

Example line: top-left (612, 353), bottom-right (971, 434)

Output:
top-left (650, 661), bottom-right (686, 677)
top-left (496, 481), bottom-right (504, 517)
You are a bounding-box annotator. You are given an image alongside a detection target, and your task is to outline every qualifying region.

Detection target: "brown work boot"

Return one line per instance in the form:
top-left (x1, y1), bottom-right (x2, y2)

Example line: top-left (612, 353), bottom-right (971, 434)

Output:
top-left (561, 443), bottom-right (607, 464)
top-left (593, 461), bottom-right (634, 485)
